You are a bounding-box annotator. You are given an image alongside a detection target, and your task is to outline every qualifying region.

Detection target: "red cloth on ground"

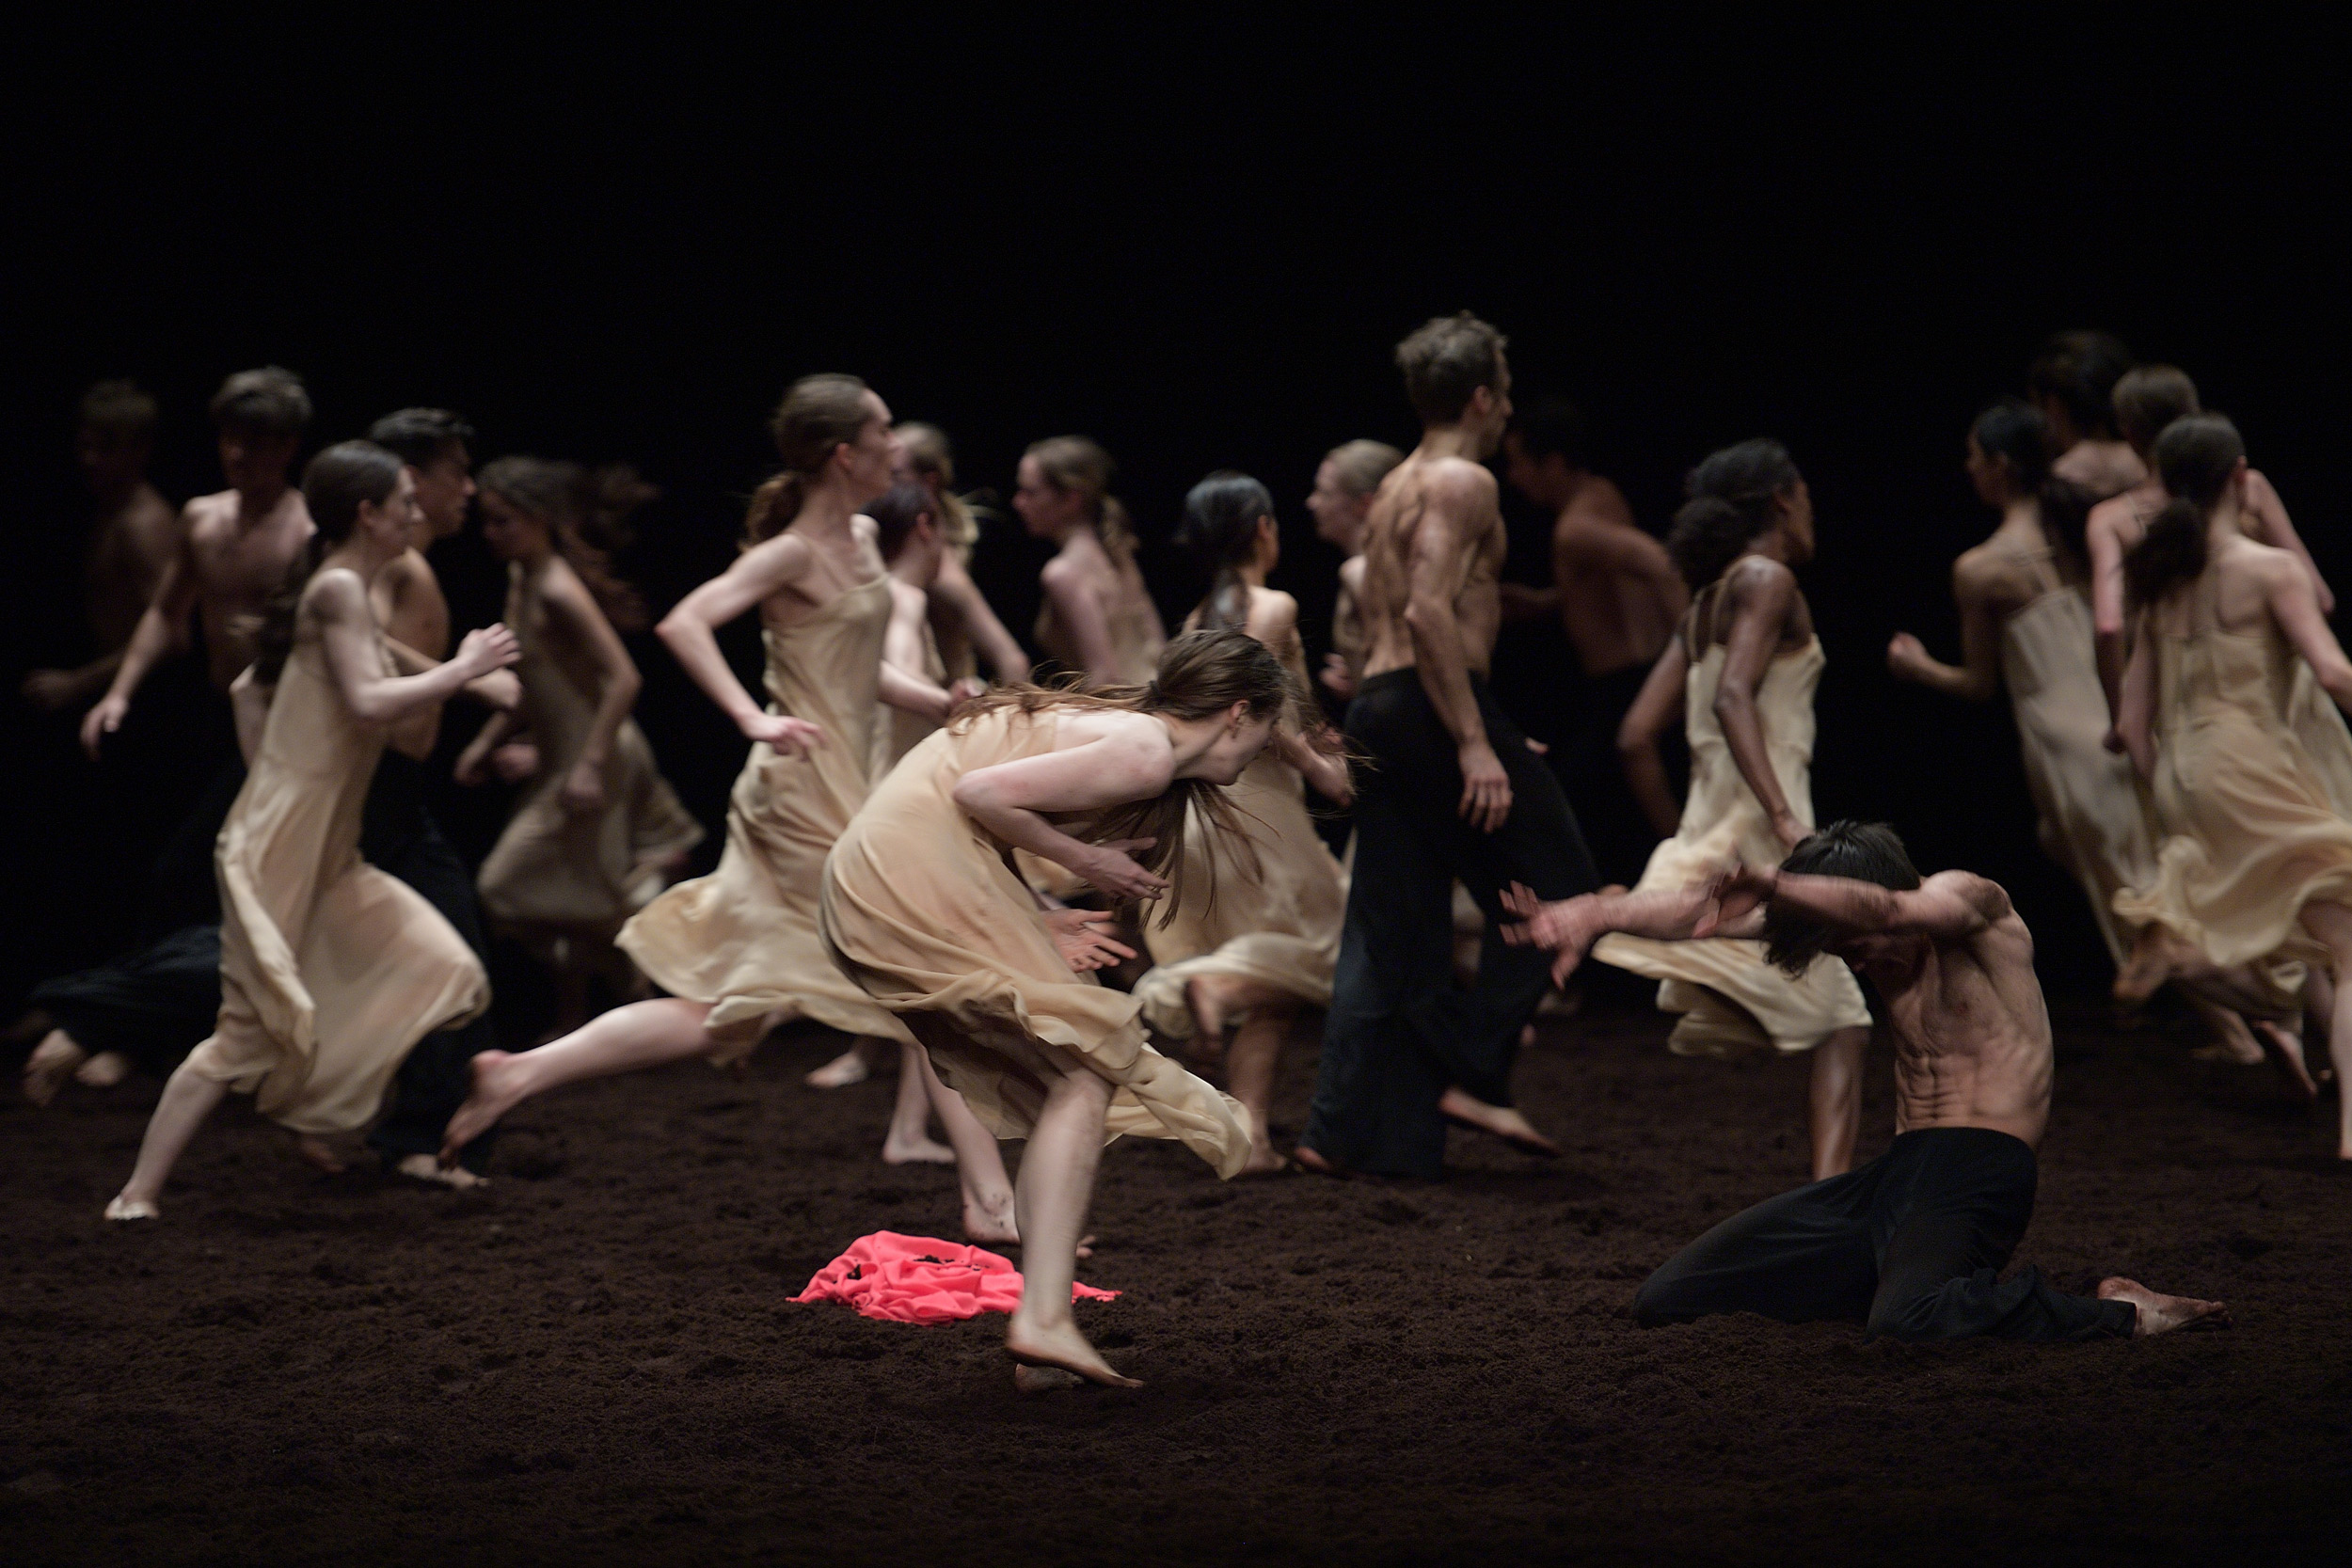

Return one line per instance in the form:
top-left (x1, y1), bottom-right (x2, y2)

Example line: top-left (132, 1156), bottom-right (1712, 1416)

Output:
top-left (791, 1231), bottom-right (1120, 1323)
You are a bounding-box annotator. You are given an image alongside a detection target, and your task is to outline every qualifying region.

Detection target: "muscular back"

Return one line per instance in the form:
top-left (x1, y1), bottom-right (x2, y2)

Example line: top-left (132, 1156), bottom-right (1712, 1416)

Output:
top-left (1552, 476), bottom-right (1680, 677)
top-left (1358, 453), bottom-right (1505, 679)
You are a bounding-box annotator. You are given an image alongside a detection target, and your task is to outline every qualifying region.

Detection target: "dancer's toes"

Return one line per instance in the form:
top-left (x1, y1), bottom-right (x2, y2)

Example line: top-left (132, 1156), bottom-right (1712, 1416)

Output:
top-left (1006, 1323), bottom-right (1142, 1389)
top-left (882, 1133), bottom-right (958, 1166)
top-left (394, 1153), bottom-right (488, 1190)
top-left (74, 1050), bottom-right (131, 1088)
top-left (2099, 1276), bottom-right (2232, 1336)
top-left (23, 1031), bottom-right (86, 1106)
top-left (1292, 1143), bottom-right (1346, 1178)
top-left (440, 1051), bottom-right (526, 1166)
top-left (1438, 1087), bottom-right (1562, 1157)
top-left (103, 1196), bottom-right (159, 1222)
top-left (805, 1046), bottom-right (872, 1089)
top-left (296, 1134), bottom-right (348, 1174)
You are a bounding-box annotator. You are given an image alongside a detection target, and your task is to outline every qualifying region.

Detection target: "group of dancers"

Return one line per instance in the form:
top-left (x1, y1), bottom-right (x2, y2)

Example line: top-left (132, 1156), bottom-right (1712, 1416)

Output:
top-left (32, 316), bottom-right (2331, 1386)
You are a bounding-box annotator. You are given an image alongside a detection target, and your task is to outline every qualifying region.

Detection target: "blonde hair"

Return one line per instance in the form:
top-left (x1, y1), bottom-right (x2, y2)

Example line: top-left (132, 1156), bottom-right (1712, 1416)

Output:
top-left (745, 373), bottom-right (871, 545)
top-left (1325, 438), bottom-right (1406, 498)
top-left (895, 420), bottom-right (979, 552)
top-left (1025, 435), bottom-right (1136, 562)
top-left (955, 627), bottom-right (1318, 925)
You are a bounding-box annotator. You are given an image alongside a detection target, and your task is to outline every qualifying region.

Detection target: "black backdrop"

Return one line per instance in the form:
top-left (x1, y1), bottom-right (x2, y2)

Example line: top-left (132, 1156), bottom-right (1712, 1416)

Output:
top-left (8, 15), bottom-right (2346, 1012)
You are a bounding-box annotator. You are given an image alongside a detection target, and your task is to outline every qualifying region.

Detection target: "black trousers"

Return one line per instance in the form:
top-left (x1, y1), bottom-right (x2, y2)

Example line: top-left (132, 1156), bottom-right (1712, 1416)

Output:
top-left (1635, 1127), bottom-right (2137, 1341)
top-left (1303, 670), bottom-right (1597, 1178)
top-left (1558, 661), bottom-right (1661, 891)
top-left (360, 752), bottom-right (502, 1172)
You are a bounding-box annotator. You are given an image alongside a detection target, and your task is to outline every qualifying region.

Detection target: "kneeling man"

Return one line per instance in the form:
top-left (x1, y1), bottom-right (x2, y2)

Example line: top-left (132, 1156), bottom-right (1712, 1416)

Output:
top-left (1502, 821), bottom-right (2226, 1340)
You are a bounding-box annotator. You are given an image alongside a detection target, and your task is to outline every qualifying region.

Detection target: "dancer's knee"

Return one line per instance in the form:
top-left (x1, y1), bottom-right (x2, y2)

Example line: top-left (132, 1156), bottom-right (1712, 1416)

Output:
top-left (1631, 1266), bottom-right (1701, 1327)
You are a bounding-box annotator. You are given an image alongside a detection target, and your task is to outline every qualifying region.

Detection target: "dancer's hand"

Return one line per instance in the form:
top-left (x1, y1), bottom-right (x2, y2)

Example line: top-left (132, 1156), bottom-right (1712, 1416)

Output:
top-left (561, 758), bottom-right (606, 812)
top-left (1042, 909), bottom-right (1136, 974)
top-left (741, 712), bottom-right (823, 757)
top-left (946, 677), bottom-right (989, 715)
top-left (1886, 631), bottom-right (1931, 682)
top-left (1457, 739), bottom-right (1512, 832)
top-left (1320, 652), bottom-right (1357, 700)
top-left (492, 741), bottom-right (541, 783)
top-left (1499, 882), bottom-right (1598, 986)
top-left (1079, 838), bottom-right (1167, 901)
top-left (80, 691), bottom-right (130, 758)
top-left (2102, 724), bottom-right (2127, 754)
top-left (452, 624), bottom-right (521, 679)
top-left (1300, 745), bottom-right (1354, 809)
top-left (1696, 864), bottom-right (1776, 935)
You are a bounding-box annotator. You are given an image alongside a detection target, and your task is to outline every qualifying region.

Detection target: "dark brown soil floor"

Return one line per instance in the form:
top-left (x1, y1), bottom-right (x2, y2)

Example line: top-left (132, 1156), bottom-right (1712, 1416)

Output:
top-left (4, 995), bottom-right (2347, 1567)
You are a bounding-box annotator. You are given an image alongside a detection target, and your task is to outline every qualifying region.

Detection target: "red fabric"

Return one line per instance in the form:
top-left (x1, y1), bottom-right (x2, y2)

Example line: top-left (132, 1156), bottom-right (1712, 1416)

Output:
top-left (790, 1231), bottom-right (1120, 1323)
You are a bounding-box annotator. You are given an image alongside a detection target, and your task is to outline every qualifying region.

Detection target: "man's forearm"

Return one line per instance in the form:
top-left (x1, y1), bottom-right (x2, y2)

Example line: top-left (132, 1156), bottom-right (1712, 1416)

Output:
top-left (1765, 870), bottom-right (1899, 933)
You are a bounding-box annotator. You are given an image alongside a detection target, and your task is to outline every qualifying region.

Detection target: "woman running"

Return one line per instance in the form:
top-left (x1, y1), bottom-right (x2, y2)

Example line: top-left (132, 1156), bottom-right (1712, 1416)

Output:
top-left (822, 627), bottom-right (1295, 1386)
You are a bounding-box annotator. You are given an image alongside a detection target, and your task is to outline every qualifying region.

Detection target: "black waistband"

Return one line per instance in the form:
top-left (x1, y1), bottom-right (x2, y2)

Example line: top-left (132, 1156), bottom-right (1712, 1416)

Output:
top-left (1359, 667), bottom-right (1490, 697)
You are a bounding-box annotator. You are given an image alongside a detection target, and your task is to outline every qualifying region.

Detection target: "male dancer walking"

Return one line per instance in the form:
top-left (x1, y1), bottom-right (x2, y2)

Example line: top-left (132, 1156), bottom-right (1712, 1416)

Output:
top-left (1297, 312), bottom-right (1597, 1179)
top-left (1502, 821), bottom-right (2227, 1339)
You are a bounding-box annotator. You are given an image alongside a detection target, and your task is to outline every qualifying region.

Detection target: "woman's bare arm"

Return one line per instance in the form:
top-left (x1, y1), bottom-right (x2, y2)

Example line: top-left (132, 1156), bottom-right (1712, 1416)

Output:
top-left (950, 717), bottom-right (1175, 899)
top-left (2116, 622), bottom-right (2158, 777)
top-left (2263, 549), bottom-right (2352, 710)
top-left (1887, 555), bottom-right (2003, 702)
top-left (929, 556), bottom-right (1030, 683)
top-left (313, 570), bottom-right (516, 725)
top-left (1617, 637), bottom-right (1689, 838)
top-left (1709, 558), bottom-right (1806, 848)
top-left (382, 634), bottom-right (519, 710)
top-left (657, 533), bottom-right (823, 756)
top-left (2245, 469), bottom-right (2333, 614)
top-left (535, 561), bottom-right (644, 810)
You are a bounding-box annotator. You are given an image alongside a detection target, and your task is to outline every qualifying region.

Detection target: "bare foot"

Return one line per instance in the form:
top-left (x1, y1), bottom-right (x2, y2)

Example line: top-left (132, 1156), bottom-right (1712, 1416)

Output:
top-left (394, 1153), bottom-right (488, 1190)
top-left (74, 1051), bottom-right (131, 1088)
top-left (805, 1047), bottom-right (870, 1089)
top-left (1005, 1322), bottom-right (1141, 1389)
top-left (440, 1051), bottom-right (528, 1166)
top-left (1239, 1139), bottom-right (1291, 1177)
top-left (23, 1030), bottom-right (87, 1106)
top-left (296, 1134), bottom-right (347, 1174)
top-left (882, 1132), bottom-right (958, 1165)
top-left (1438, 1086), bottom-right (1562, 1158)
top-left (2113, 926), bottom-right (2181, 1005)
top-left (103, 1196), bottom-right (159, 1222)
top-left (1184, 975), bottom-right (1237, 1068)
top-left (962, 1189), bottom-right (1020, 1249)
top-left (2251, 1021), bottom-right (2321, 1100)
top-left (2098, 1276), bottom-right (2231, 1336)
top-left (1292, 1143), bottom-right (1346, 1178)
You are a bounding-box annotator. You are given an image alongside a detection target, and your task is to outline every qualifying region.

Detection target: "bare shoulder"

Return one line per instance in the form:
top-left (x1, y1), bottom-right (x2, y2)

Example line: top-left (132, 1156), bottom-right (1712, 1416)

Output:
top-left (2085, 491), bottom-right (2137, 546)
top-left (1338, 555), bottom-right (1366, 594)
top-left (1245, 587), bottom-right (1298, 640)
top-left (1422, 455), bottom-right (1498, 511)
top-left (1040, 550), bottom-right (1084, 589)
top-left (1924, 868), bottom-right (2014, 922)
top-left (1567, 473), bottom-right (1636, 525)
top-left (2244, 467), bottom-right (2284, 510)
top-left (739, 529), bottom-right (815, 583)
top-left (182, 489), bottom-right (235, 537)
top-left (305, 564), bottom-right (369, 617)
top-left (1951, 541), bottom-right (2028, 603)
top-left (1053, 705), bottom-right (1171, 766)
top-left (1721, 552), bottom-right (1796, 603)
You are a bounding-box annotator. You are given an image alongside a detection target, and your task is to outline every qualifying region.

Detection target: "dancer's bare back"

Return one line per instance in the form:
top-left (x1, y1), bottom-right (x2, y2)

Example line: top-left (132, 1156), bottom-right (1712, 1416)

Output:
top-left (1357, 453), bottom-right (1505, 682)
top-left (1551, 475), bottom-right (1682, 676)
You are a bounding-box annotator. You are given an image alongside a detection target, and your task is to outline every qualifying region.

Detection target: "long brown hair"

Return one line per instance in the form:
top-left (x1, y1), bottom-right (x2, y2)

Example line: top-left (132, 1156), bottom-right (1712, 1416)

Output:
top-left (478, 456), bottom-right (654, 631)
top-left (954, 626), bottom-right (1309, 925)
top-left (1025, 435), bottom-right (1136, 563)
top-left (746, 373), bottom-right (872, 546)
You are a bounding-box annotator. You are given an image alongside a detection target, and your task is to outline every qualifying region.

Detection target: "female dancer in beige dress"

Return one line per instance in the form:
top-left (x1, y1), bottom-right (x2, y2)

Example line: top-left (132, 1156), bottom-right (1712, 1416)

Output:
top-left (824, 627), bottom-right (1294, 1386)
top-left (1017, 436), bottom-right (1165, 687)
top-left (105, 443), bottom-right (519, 1218)
top-left (1603, 441), bottom-right (1870, 1180)
top-left (801, 483), bottom-right (991, 1154)
top-left (2086, 366), bottom-right (2352, 821)
top-left (1889, 400), bottom-right (2273, 1064)
top-left (457, 458), bottom-right (704, 1038)
top-left (893, 421), bottom-right (1030, 687)
top-left (1129, 474), bottom-right (1354, 1173)
top-left (2112, 415), bottom-right (2352, 1157)
top-left (440, 377), bottom-right (1016, 1229)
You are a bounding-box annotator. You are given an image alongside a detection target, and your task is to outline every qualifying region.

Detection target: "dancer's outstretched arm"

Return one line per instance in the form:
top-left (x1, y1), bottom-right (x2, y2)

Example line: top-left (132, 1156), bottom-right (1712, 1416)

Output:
top-left (1499, 879), bottom-right (1755, 987)
top-left (1711, 863), bottom-right (2008, 942)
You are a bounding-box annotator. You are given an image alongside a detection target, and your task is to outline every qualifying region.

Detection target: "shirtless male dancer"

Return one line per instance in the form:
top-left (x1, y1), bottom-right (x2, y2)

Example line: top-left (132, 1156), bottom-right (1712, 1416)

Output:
top-left (24, 382), bottom-right (179, 713)
top-left (2029, 330), bottom-right (2143, 500)
top-left (1502, 821), bottom-right (2228, 1340)
top-left (1296, 313), bottom-right (1598, 1179)
top-left (1503, 397), bottom-right (1685, 886)
top-left (82, 367), bottom-right (316, 761)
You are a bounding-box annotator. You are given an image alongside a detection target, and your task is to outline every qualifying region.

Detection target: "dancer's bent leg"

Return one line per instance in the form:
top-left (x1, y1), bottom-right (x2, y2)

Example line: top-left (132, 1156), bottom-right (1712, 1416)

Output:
top-left (901, 1044), bottom-right (1017, 1243)
top-left (440, 996), bottom-right (713, 1163)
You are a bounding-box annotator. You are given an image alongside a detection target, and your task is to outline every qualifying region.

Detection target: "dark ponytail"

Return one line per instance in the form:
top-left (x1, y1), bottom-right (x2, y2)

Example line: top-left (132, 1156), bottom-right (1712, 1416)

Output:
top-left (1174, 469), bottom-right (1275, 632)
top-left (2122, 414), bottom-right (2245, 608)
top-left (1667, 438), bottom-right (1802, 591)
top-left (254, 441), bottom-right (404, 682)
